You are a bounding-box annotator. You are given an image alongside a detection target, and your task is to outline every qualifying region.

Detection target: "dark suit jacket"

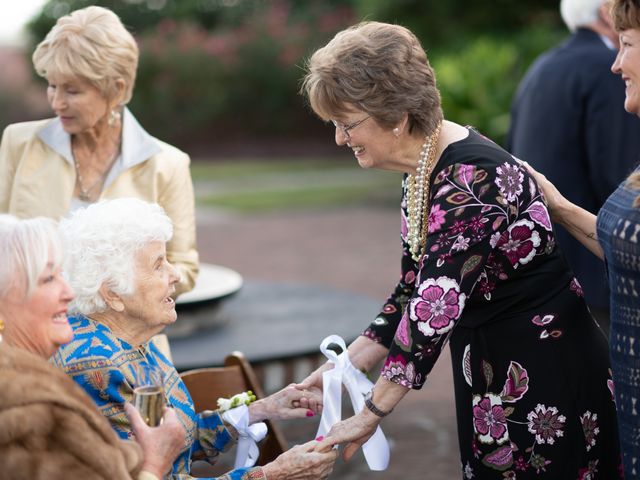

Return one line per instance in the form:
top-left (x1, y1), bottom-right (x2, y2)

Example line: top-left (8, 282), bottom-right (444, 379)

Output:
top-left (507, 28), bottom-right (640, 310)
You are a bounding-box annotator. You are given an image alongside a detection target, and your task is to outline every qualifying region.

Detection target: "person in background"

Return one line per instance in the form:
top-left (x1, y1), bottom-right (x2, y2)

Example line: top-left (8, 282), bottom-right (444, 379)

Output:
top-left (300, 21), bottom-right (621, 479)
top-left (525, 0), bottom-right (640, 476)
top-left (0, 5), bottom-right (198, 296)
top-left (53, 198), bottom-right (336, 480)
top-left (0, 214), bottom-right (186, 480)
top-left (507, 0), bottom-right (640, 335)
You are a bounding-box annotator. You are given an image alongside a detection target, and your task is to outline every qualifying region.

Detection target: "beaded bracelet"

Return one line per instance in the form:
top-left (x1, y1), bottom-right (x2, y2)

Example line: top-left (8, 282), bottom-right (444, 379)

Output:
top-left (217, 390), bottom-right (257, 413)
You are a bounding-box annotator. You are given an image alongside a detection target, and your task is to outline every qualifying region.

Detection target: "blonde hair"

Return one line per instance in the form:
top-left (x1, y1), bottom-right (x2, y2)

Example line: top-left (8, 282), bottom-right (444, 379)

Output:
top-left (32, 6), bottom-right (139, 104)
top-left (0, 215), bottom-right (63, 300)
top-left (301, 21), bottom-right (443, 137)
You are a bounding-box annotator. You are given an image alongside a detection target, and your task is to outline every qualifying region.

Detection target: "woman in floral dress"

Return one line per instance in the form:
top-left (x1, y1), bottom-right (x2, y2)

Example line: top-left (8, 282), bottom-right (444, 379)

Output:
top-left (300, 21), bottom-right (621, 478)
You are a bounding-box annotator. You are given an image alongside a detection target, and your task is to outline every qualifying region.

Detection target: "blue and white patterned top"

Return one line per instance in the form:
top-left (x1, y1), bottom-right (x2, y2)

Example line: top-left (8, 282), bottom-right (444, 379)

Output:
top-left (53, 315), bottom-right (265, 480)
top-left (597, 179), bottom-right (640, 479)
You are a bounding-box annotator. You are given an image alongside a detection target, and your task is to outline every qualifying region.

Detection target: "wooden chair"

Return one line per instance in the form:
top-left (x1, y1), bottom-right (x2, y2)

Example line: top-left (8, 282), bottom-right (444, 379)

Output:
top-left (179, 351), bottom-right (288, 473)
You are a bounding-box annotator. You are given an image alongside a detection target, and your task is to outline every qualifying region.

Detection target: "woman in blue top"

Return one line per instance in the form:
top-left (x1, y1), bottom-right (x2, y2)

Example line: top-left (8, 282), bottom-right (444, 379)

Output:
top-left (525, 1), bottom-right (640, 477)
top-left (53, 198), bottom-right (336, 480)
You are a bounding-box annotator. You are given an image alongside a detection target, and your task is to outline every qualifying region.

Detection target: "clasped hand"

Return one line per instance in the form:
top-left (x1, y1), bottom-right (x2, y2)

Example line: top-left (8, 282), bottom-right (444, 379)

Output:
top-left (248, 383), bottom-right (323, 423)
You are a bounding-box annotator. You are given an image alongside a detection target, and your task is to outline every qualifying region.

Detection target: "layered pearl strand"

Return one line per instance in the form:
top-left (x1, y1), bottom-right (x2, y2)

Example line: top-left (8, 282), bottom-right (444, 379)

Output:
top-left (406, 122), bottom-right (442, 261)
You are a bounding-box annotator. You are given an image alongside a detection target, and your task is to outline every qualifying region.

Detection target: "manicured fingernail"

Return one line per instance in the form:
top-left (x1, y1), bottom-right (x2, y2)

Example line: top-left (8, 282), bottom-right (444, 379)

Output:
top-left (306, 410), bottom-right (315, 417)
top-left (315, 435), bottom-right (324, 441)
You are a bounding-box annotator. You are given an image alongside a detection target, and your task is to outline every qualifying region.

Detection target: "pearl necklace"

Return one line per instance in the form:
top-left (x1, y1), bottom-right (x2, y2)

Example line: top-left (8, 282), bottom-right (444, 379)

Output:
top-left (406, 122), bottom-right (441, 261)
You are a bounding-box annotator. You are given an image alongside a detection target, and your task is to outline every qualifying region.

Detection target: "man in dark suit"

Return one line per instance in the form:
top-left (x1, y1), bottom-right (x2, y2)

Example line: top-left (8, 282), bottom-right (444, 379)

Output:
top-left (507, 0), bottom-right (640, 336)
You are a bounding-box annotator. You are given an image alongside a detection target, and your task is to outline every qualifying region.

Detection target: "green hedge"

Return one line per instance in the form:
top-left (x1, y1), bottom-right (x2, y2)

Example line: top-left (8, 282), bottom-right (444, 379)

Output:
top-left (7, 0), bottom-right (567, 152)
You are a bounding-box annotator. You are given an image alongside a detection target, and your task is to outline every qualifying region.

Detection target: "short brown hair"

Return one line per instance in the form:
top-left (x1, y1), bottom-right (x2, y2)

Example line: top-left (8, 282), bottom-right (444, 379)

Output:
top-left (611, 0), bottom-right (640, 31)
top-left (32, 6), bottom-right (138, 105)
top-left (301, 21), bottom-right (443, 136)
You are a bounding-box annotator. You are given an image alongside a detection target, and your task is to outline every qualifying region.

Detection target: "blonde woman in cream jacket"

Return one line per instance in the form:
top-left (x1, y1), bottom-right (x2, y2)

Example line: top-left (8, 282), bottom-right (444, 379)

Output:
top-left (0, 6), bottom-right (198, 295)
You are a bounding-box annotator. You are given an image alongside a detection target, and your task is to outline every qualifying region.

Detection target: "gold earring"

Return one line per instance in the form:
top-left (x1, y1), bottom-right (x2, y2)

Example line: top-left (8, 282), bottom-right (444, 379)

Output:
top-left (0, 317), bottom-right (4, 332)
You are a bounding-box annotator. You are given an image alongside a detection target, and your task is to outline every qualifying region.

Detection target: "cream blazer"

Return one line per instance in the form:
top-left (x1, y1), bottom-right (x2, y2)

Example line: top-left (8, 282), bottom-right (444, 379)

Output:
top-left (0, 110), bottom-right (198, 295)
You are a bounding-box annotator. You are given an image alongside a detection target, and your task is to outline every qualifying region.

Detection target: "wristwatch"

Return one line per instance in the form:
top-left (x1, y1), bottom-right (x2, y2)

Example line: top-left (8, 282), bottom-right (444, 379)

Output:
top-left (364, 389), bottom-right (393, 418)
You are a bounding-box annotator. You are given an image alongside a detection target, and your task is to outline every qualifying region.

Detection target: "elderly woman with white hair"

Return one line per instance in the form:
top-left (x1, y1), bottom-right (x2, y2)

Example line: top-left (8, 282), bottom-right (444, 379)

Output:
top-left (0, 5), bottom-right (198, 296)
top-left (53, 198), bottom-right (337, 480)
top-left (0, 214), bottom-right (186, 480)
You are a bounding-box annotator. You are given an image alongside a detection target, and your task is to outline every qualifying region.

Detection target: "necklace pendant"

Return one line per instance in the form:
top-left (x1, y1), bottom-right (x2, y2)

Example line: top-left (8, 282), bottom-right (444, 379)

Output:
top-left (79, 191), bottom-right (90, 202)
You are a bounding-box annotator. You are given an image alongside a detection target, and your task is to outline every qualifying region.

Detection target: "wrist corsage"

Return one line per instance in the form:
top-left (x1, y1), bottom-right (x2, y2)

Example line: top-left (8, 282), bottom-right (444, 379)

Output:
top-left (217, 391), bottom-right (257, 413)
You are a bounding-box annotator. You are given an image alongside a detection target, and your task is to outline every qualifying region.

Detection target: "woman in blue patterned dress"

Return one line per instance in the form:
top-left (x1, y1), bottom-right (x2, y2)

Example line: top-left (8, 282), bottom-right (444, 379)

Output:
top-left (53, 198), bottom-right (337, 480)
top-left (299, 21), bottom-right (622, 478)
top-left (525, 1), bottom-right (640, 477)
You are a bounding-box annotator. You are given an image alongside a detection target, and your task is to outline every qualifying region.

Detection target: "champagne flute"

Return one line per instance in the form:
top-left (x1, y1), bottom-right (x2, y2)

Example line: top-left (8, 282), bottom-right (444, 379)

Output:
top-left (133, 363), bottom-right (165, 427)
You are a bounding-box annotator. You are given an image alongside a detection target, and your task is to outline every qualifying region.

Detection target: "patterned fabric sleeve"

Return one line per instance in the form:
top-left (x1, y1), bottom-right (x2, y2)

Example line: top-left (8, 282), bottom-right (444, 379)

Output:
top-left (363, 177), bottom-right (421, 348)
top-left (381, 160), bottom-right (542, 389)
top-left (172, 467), bottom-right (266, 480)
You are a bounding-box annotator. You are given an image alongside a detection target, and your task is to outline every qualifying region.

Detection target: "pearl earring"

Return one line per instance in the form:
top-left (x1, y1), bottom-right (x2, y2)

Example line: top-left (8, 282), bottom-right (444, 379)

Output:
top-left (393, 128), bottom-right (400, 137)
top-left (108, 108), bottom-right (122, 126)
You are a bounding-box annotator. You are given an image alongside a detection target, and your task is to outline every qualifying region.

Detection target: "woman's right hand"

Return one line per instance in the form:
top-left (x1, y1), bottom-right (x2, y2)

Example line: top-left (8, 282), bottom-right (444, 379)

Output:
top-left (261, 440), bottom-right (338, 480)
top-left (125, 403), bottom-right (186, 478)
top-left (522, 161), bottom-right (569, 222)
top-left (295, 361), bottom-right (334, 393)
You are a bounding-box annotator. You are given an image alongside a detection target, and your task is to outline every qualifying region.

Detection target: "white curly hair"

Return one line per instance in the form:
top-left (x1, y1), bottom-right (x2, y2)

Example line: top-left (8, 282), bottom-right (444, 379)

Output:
top-left (0, 215), bottom-right (63, 299)
top-left (59, 198), bottom-right (173, 316)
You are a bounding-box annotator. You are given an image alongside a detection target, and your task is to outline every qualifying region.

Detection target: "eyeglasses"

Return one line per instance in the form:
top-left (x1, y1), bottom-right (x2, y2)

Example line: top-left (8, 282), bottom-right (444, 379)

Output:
top-left (331, 116), bottom-right (370, 139)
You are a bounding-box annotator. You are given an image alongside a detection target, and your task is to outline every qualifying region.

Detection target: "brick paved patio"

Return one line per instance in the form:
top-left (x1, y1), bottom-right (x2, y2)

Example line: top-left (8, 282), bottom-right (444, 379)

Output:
top-left (194, 206), bottom-right (461, 479)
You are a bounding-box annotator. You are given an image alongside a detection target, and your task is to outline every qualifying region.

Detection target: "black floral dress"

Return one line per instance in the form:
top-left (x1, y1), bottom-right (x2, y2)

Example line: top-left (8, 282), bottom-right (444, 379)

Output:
top-left (365, 128), bottom-right (621, 479)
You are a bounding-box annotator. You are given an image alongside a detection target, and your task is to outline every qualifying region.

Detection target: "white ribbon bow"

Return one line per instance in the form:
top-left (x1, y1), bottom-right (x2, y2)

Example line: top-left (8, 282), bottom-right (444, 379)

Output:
top-left (221, 405), bottom-right (268, 468)
top-left (315, 335), bottom-right (390, 471)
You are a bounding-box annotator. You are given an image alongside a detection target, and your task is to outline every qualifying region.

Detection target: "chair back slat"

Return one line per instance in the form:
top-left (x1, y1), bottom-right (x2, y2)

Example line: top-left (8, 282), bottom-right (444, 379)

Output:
top-left (179, 352), bottom-right (288, 471)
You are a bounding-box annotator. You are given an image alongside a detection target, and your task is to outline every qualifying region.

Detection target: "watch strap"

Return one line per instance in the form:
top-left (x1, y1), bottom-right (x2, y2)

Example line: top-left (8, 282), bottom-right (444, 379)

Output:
top-left (364, 390), bottom-right (393, 418)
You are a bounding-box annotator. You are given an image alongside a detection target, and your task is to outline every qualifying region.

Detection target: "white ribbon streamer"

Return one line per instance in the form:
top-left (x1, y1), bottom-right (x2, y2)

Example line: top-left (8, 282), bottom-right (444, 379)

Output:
top-left (315, 335), bottom-right (390, 471)
top-left (221, 405), bottom-right (268, 468)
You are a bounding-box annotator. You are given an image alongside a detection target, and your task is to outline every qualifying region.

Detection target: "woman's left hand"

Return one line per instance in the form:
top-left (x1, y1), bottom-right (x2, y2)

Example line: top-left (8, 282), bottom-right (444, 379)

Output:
top-left (314, 410), bottom-right (380, 462)
top-left (248, 384), bottom-right (322, 423)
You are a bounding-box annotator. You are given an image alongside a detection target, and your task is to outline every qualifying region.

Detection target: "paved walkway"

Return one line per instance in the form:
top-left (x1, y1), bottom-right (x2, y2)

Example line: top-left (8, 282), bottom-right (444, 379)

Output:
top-left (195, 206), bottom-right (461, 479)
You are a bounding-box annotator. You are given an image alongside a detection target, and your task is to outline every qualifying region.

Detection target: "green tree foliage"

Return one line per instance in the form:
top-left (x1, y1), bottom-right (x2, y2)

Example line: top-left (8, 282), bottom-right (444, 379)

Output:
top-left (21, 0), bottom-right (567, 150)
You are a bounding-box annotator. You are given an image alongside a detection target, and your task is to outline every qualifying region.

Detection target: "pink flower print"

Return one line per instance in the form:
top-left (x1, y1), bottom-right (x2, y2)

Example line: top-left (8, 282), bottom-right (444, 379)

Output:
top-left (495, 219), bottom-right (541, 268)
top-left (362, 327), bottom-right (382, 343)
top-left (410, 276), bottom-right (466, 336)
top-left (468, 215), bottom-right (487, 233)
top-left (472, 393), bottom-right (509, 445)
top-left (580, 411), bottom-right (599, 452)
top-left (404, 270), bottom-right (416, 285)
top-left (531, 314), bottom-right (555, 326)
top-left (452, 235), bottom-right (471, 252)
top-left (471, 438), bottom-right (481, 459)
top-left (527, 404), bottom-right (566, 445)
top-left (608, 379), bottom-right (615, 403)
top-left (525, 201), bottom-right (552, 232)
top-left (514, 455), bottom-right (529, 472)
top-left (395, 311), bottom-right (411, 347)
top-left (495, 162), bottom-right (524, 202)
top-left (381, 355), bottom-right (415, 388)
top-left (451, 219), bottom-right (467, 235)
top-left (428, 204), bottom-right (447, 233)
top-left (382, 303), bottom-right (397, 314)
top-left (570, 277), bottom-right (584, 297)
top-left (577, 460), bottom-right (599, 480)
top-left (401, 208), bottom-right (408, 239)
top-left (457, 164), bottom-right (476, 185)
